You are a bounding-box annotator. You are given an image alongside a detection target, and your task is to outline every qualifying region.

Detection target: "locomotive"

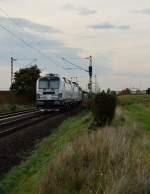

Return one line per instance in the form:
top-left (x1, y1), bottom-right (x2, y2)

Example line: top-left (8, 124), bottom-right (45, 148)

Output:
top-left (36, 73), bottom-right (83, 110)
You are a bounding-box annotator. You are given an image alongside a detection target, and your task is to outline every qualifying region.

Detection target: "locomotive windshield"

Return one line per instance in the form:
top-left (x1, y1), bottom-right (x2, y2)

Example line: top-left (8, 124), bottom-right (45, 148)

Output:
top-left (39, 77), bottom-right (59, 89)
top-left (39, 78), bottom-right (49, 89)
top-left (49, 79), bottom-right (59, 89)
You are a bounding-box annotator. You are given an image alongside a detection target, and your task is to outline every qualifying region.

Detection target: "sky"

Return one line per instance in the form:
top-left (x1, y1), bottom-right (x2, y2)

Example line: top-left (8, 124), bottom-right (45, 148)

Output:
top-left (0, 0), bottom-right (150, 90)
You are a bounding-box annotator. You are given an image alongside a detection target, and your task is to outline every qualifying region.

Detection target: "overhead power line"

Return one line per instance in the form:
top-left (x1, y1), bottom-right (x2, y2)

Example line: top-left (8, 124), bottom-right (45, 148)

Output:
top-left (63, 67), bottom-right (80, 70)
top-left (0, 7), bottom-right (87, 68)
top-left (14, 58), bottom-right (37, 61)
top-left (63, 56), bottom-right (93, 95)
top-left (0, 6), bottom-right (62, 67)
top-left (0, 23), bottom-right (59, 66)
top-left (64, 57), bottom-right (89, 60)
top-left (62, 57), bottom-right (88, 73)
top-left (0, 7), bottom-right (22, 29)
top-left (0, 7), bottom-right (65, 66)
top-left (0, 6), bottom-right (94, 78)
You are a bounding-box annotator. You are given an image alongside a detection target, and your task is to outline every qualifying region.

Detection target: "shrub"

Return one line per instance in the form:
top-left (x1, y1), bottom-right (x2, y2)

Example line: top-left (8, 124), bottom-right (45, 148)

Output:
top-left (92, 90), bottom-right (117, 127)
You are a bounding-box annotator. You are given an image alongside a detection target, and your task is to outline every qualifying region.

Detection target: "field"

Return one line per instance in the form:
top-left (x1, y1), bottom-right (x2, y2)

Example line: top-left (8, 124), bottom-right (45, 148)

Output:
top-left (119, 95), bottom-right (150, 131)
top-left (0, 95), bottom-right (150, 194)
top-left (0, 91), bottom-right (33, 114)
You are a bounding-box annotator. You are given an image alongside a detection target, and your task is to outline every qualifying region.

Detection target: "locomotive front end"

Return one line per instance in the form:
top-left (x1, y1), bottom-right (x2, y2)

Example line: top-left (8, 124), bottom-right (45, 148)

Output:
top-left (36, 74), bottom-right (62, 110)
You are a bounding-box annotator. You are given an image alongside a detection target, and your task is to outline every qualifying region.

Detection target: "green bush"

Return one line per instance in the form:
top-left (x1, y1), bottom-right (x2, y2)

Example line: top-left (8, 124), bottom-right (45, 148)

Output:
top-left (92, 90), bottom-right (117, 126)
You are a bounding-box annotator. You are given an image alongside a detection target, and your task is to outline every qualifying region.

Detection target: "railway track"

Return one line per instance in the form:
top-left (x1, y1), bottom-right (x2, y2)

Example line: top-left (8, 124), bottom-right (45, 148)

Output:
top-left (0, 109), bottom-right (57, 138)
top-left (0, 108), bottom-right (80, 177)
top-left (0, 108), bottom-right (37, 119)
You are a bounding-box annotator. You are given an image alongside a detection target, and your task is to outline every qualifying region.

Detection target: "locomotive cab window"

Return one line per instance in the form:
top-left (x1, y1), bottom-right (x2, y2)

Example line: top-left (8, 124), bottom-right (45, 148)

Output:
top-left (49, 78), bottom-right (59, 89)
top-left (39, 77), bottom-right (60, 89)
top-left (39, 78), bottom-right (49, 89)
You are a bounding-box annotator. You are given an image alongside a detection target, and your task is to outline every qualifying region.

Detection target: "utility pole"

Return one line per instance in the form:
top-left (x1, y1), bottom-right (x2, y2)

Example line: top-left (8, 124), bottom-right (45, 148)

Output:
top-left (11, 57), bottom-right (17, 86)
top-left (88, 56), bottom-right (93, 96)
top-left (62, 55), bottom-right (93, 96)
top-left (95, 75), bottom-right (97, 93)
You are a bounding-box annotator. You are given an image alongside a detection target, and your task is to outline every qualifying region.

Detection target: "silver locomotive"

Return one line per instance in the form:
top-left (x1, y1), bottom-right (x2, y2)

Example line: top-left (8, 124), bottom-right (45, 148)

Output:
top-left (36, 74), bottom-right (83, 110)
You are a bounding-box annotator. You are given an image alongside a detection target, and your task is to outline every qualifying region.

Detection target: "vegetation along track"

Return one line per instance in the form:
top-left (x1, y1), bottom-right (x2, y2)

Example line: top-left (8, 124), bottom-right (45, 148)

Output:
top-left (0, 109), bottom-right (57, 138)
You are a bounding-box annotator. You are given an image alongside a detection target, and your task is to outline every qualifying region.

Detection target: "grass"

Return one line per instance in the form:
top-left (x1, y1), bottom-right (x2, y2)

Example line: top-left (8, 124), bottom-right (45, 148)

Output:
top-left (1, 95), bottom-right (150, 194)
top-left (118, 95), bottom-right (150, 107)
top-left (119, 95), bottom-right (150, 131)
top-left (39, 123), bottom-right (150, 194)
top-left (0, 111), bottom-right (92, 194)
top-left (38, 95), bottom-right (150, 194)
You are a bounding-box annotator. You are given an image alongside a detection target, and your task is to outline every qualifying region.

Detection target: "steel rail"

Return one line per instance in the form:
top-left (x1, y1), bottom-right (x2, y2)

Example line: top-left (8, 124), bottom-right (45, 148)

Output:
top-left (0, 111), bottom-right (42, 127)
top-left (0, 112), bottom-right (58, 138)
top-left (0, 108), bottom-right (38, 120)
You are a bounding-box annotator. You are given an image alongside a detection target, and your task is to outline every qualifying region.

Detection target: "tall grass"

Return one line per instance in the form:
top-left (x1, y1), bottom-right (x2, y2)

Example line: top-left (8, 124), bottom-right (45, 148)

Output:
top-left (39, 126), bottom-right (150, 194)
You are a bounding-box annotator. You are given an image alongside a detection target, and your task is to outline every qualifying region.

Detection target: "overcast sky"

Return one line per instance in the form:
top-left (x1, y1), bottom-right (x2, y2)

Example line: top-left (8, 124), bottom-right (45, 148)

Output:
top-left (0, 0), bottom-right (150, 90)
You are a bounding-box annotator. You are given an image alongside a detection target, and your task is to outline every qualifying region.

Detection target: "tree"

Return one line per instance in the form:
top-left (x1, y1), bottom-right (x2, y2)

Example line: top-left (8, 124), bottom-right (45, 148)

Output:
top-left (146, 88), bottom-right (150, 95)
top-left (11, 65), bottom-right (41, 101)
top-left (118, 88), bottom-right (131, 96)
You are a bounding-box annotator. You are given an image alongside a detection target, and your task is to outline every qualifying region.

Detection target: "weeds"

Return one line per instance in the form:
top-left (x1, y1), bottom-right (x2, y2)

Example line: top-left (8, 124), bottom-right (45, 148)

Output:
top-left (39, 126), bottom-right (150, 194)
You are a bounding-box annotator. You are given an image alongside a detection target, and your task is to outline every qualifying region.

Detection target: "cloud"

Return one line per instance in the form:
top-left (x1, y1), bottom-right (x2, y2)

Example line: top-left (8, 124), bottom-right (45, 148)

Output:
top-left (0, 17), bottom-right (115, 89)
top-left (62, 3), bottom-right (97, 16)
top-left (62, 3), bottom-right (75, 10)
top-left (0, 65), bottom-right (10, 90)
top-left (117, 25), bottom-right (130, 30)
top-left (77, 8), bottom-right (97, 16)
top-left (89, 22), bottom-right (115, 29)
top-left (112, 71), bottom-right (150, 79)
top-left (15, 18), bottom-right (61, 33)
top-left (88, 22), bottom-right (130, 30)
top-left (0, 17), bottom-right (61, 34)
top-left (0, 16), bottom-right (81, 89)
top-left (133, 9), bottom-right (150, 15)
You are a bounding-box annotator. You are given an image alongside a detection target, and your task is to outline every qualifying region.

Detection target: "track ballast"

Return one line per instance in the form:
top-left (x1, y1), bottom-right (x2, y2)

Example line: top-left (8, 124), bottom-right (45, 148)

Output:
top-left (0, 109), bottom-right (57, 138)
